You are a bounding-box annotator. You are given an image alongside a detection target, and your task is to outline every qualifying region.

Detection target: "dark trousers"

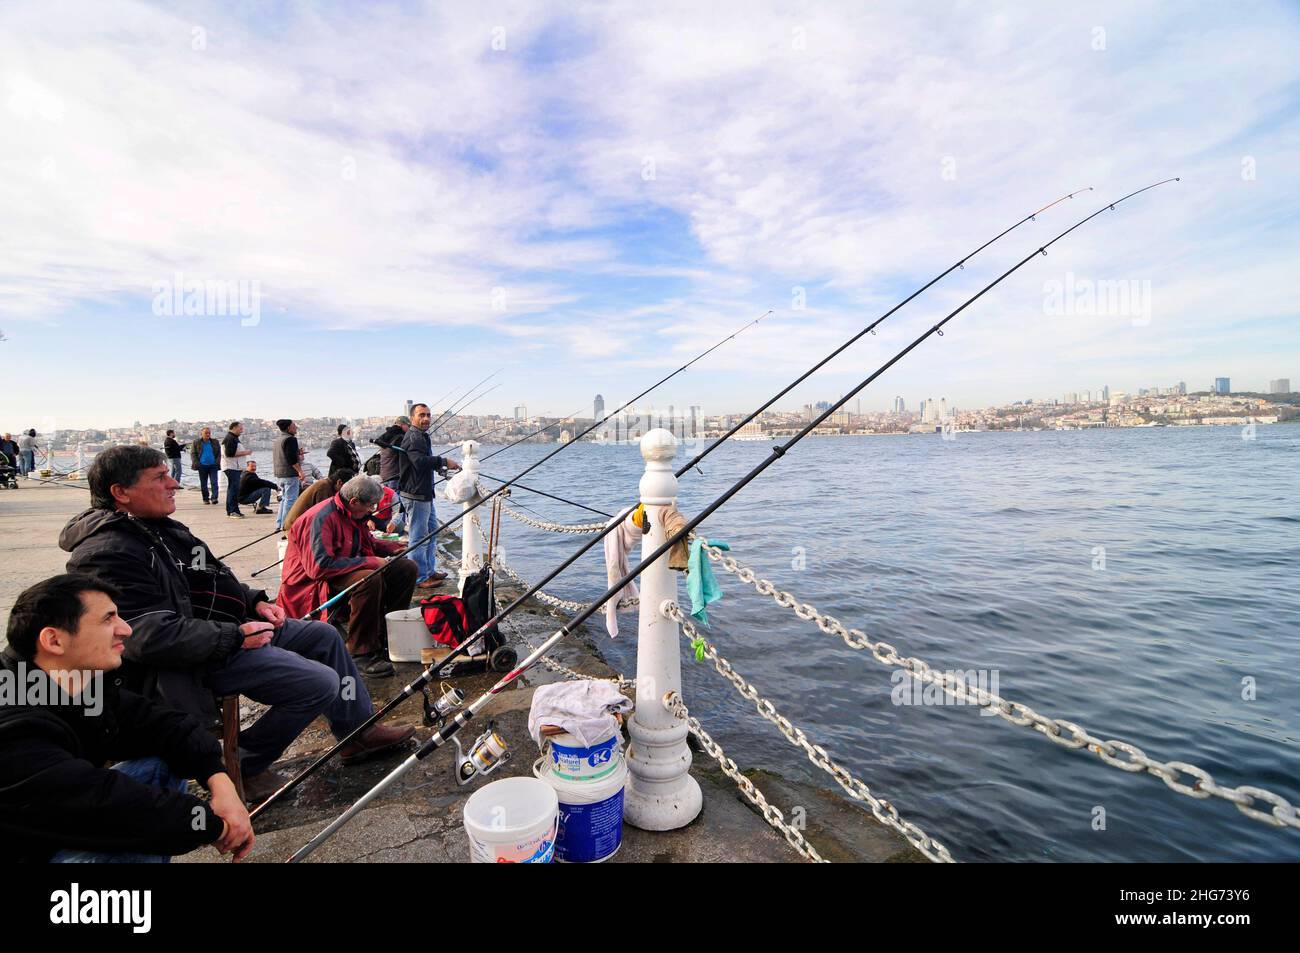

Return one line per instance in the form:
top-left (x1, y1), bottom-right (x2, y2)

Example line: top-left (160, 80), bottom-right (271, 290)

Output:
top-left (329, 557), bottom-right (419, 657)
top-left (224, 469), bottom-right (242, 514)
top-left (240, 487), bottom-right (273, 509)
top-left (198, 464), bottom-right (220, 502)
top-left (205, 619), bottom-right (374, 777)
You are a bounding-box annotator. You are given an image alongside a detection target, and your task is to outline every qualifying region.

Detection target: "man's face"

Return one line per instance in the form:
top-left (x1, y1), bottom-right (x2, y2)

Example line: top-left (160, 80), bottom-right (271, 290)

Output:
top-left (344, 497), bottom-right (377, 521)
top-left (201, 428), bottom-right (211, 439)
top-left (114, 463), bottom-right (179, 518)
top-left (43, 589), bottom-right (131, 673)
top-left (412, 406), bottom-right (432, 431)
top-left (246, 461), bottom-right (257, 472)
top-left (232, 423), bottom-right (243, 435)
top-left (288, 422), bottom-right (298, 435)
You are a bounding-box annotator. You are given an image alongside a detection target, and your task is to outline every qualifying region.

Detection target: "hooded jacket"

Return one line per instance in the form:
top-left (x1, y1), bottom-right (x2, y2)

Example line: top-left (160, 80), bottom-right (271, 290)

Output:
top-left (373, 425), bottom-right (407, 482)
top-left (0, 646), bottom-right (225, 862)
top-left (59, 508), bottom-right (269, 722)
top-left (276, 493), bottom-right (405, 620)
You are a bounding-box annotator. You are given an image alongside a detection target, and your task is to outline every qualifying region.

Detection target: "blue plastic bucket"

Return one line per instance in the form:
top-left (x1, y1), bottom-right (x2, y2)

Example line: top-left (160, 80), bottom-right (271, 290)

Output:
top-left (534, 756), bottom-right (626, 863)
top-left (546, 731), bottom-right (621, 782)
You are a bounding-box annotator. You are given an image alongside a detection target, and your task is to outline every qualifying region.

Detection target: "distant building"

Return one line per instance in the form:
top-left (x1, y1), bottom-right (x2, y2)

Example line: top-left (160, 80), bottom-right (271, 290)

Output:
top-left (1214, 377), bottom-right (1231, 395)
top-left (594, 394), bottom-right (605, 420)
top-left (1101, 385), bottom-right (1110, 401)
top-left (1269, 379), bottom-right (1291, 394)
top-left (514, 405), bottom-right (527, 420)
top-left (1176, 381), bottom-right (1186, 396)
top-left (405, 399), bottom-right (414, 416)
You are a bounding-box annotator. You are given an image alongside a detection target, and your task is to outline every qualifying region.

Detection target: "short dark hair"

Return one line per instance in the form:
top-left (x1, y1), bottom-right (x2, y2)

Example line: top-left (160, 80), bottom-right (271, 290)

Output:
top-left (337, 424), bottom-right (347, 435)
top-left (5, 573), bottom-right (121, 661)
top-left (165, 429), bottom-right (175, 437)
top-left (88, 445), bottom-right (167, 510)
top-left (229, 421), bottom-right (241, 430)
top-left (329, 467), bottom-right (356, 485)
top-left (411, 403), bottom-right (429, 413)
top-left (276, 418), bottom-right (293, 431)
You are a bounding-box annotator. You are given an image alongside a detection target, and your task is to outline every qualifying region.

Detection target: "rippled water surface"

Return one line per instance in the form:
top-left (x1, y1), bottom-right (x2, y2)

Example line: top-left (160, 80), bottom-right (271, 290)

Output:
top-left (454, 425), bottom-right (1299, 862)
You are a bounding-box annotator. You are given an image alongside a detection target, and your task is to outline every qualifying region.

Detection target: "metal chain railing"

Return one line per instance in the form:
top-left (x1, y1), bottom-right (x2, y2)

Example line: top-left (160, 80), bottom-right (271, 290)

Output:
top-left (664, 692), bottom-right (826, 863)
top-left (498, 502), bottom-right (608, 535)
top-left (699, 545), bottom-right (1300, 835)
top-left (478, 520), bottom-right (639, 613)
top-left (664, 601), bottom-right (954, 862)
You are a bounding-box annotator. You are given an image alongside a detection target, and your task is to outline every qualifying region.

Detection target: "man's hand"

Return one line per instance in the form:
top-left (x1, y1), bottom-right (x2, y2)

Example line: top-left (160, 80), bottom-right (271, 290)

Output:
top-left (239, 621), bottom-right (275, 650)
top-left (254, 600), bottom-right (286, 626)
top-left (445, 459), bottom-right (462, 472)
top-left (207, 774), bottom-right (255, 862)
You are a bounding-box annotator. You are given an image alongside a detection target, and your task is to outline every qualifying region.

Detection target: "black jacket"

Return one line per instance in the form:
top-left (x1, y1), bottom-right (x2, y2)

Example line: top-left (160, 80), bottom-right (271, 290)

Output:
top-left (397, 427), bottom-right (447, 501)
top-left (239, 470), bottom-right (277, 498)
top-left (0, 646), bottom-right (225, 863)
top-left (326, 437), bottom-right (361, 476)
top-left (163, 436), bottom-right (185, 459)
top-left (59, 508), bottom-right (269, 722)
top-left (190, 437), bottom-right (220, 469)
top-left (373, 425), bottom-right (406, 482)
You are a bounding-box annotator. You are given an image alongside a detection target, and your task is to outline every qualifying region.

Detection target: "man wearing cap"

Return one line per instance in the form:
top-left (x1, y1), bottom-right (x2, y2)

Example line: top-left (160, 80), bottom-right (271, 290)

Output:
top-left (373, 415), bottom-right (411, 533)
top-left (272, 419), bottom-right (305, 531)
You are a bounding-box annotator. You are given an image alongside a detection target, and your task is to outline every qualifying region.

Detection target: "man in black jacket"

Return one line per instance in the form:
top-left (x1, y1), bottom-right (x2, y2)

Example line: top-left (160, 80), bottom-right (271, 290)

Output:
top-left (272, 418), bottom-right (305, 530)
top-left (398, 404), bottom-right (461, 587)
top-left (163, 429), bottom-right (186, 484)
top-left (373, 415), bottom-right (410, 532)
top-left (0, 573), bottom-right (253, 862)
top-left (238, 460), bottom-right (277, 514)
top-left (61, 445), bottom-right (415, 803)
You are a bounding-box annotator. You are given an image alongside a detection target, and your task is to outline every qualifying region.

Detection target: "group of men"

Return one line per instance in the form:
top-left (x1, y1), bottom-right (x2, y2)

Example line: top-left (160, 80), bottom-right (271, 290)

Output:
top-left (0, 401), bottom-right (463, 862)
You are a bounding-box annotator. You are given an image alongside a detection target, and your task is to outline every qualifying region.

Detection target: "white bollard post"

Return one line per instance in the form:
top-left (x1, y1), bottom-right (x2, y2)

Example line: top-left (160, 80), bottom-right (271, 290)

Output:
top-left (457, 440), bottom-right (484, 597)
top-left (624, 428), bottom-right (703, 831)
top-left (74, 442), bottom-right (85, 480)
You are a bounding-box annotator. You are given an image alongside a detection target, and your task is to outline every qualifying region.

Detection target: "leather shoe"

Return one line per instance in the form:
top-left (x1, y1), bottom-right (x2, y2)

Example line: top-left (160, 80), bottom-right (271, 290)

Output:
top-left (339, 723), bottom-right (416, 765)
top-left (361, 653), bottom-right (396, 677)
top-left (241, 768), bottom-right (292, 807)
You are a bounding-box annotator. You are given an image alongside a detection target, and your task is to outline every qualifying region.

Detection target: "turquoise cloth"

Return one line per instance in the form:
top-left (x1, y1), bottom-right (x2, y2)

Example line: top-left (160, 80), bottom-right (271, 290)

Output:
top-left (688, 538), bottom-right (728, 624)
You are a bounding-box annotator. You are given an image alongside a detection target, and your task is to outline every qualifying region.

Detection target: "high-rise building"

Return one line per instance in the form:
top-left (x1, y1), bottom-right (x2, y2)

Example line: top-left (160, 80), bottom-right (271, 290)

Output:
top-left (514, 405), bottom-right (527, 420)
top-left (1176, 381), bottom-right (1186, 396)
top-left (1101, 385), bottom-right (1110, 401)
top-left (1269, 379), bottom-right (1291, 394)
top-left (594, 394), bottom-right (605, 420)
top-left (1214, 378), bottom-right (1231, 395)
top-left (1064, 392), bottom-right (1078, 404)
top-left (404, 399), bottom-right (414, 416)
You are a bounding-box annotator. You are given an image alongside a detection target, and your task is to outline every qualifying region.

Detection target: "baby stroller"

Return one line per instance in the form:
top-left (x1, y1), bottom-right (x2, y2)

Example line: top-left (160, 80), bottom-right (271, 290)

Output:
top-left (0, 452), bottom-right (19, 489)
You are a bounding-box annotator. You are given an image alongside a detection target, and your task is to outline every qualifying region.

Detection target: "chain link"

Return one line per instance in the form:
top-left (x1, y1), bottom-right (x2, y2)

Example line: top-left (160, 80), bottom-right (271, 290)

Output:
top-left (700, 544), bottom-right (1300, 835)
top-left (498, 501), bottom-right (607, 535)
top-left (664, 602), bottom-right (954, 863)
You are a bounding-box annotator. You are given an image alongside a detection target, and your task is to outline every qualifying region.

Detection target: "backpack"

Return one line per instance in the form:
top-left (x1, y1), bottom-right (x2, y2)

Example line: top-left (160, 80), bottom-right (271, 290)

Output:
top-left (363, 452), bottom-right (381, 476)
top-left (420, 595), bottom-right (469, 647)
top-left (460, 566), bottom-right (502, 652)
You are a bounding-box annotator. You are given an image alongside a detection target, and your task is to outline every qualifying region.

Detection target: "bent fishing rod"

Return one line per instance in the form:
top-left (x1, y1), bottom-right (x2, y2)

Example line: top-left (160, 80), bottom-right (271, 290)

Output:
top-left (255, 188), bottom-right (1096, 817)
top-left (428, 369), bottom-right (503, 435)
top-left (288, 177), bottom-right (1180, 860)
top-left (249, 310), bottom-right (769, 818)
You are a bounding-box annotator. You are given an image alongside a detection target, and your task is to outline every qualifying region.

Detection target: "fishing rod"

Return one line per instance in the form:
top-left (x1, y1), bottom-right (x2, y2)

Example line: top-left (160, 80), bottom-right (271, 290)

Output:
top-left (428, 369), bottom-right (503, 435)
top-left (288, 178), bottom-right (1180, 860)
top-left (474, 404), bottom-right (589, 463)
top-left (477, 472), bottom-right (612, 517)
top-left (427, 382), bottom-right (502, 442)
top-left (256, 188), bottom-right (1097, 817)
top-left (250, 309), bottom-right (770, 818)
top-left (21, 474), bottom-right (89, 491)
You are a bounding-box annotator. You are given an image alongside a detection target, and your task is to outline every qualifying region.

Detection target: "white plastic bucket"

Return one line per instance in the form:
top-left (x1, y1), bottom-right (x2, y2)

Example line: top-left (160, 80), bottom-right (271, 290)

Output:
top-left (545, 729), bottom-right (622, 782)
top-left (534, 755), bottom-right (626, 863)
top-left (463, 776), bottom-right (558, 864)
top-left (386, 608), bottom-right (434, 662)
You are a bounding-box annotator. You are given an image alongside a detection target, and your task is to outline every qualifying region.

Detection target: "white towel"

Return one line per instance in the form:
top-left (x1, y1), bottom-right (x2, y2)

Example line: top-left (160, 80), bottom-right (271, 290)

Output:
top-left (603, 507), bottom-right (640, 637)
top-left (528, 681), bottom-right (633, 748)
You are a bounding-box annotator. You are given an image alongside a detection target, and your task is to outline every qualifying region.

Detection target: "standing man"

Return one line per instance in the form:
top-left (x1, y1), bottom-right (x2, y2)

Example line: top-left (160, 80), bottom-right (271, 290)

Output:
top-left (398, 403), bottom-right (461, 588)
top-left (273, 419), bottom-right (304, 531)
top-left (190, 426), bottom-right (222, 505)
top-left (163, 429), bottom-right (186, 485)
top-left (17, 430), bottom-right (38, 477)
top-left (373, 415), bottom-right (410, 533)
top-left (327, 424), bottom-right (362, 477)
top-left (221, 421), bottom-right (252, 519)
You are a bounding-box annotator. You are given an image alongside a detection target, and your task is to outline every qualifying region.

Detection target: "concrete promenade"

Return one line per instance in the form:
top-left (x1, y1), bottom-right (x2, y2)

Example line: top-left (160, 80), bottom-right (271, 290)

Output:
top-left (0, 478), bottom-right (920, 863)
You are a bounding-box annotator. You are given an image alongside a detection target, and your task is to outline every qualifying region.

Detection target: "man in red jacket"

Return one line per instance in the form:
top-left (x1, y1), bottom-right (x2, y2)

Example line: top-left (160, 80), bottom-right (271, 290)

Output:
top-left (279, 475), bottom-right (418, 678)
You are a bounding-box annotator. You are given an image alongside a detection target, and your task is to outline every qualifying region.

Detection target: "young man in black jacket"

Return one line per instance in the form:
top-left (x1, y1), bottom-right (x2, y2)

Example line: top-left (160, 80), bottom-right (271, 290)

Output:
top-left (60, 445), bottom-right (415, 804)
top-left (398, 404), bottom-right (461, 587)
top-left (163, 429), bottom-right (186, 484)
top-left (0, 573), bottom-right (254, 862)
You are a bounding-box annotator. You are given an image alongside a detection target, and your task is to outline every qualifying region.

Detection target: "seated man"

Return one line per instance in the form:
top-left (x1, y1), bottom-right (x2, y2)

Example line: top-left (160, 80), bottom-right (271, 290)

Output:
top-left (282, 467), bottom-right (354, 534)
top-left (238, 460), bottom-right (277, 514)
top-left (59, 446), bottom-right (414, 803)
top-left (278, 476), bottom-right (418, 678)
top-left (0, 573), bottom-right (254, 863)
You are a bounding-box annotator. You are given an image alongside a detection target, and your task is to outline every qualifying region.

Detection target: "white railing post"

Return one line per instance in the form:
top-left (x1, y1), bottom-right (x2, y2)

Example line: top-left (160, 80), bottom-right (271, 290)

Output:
top-left (458, 440), bottom-right (484, 596)
top-left (624, 428), bottom-right (703, 830)
top-left (74, 442), bottom-right (85, 480)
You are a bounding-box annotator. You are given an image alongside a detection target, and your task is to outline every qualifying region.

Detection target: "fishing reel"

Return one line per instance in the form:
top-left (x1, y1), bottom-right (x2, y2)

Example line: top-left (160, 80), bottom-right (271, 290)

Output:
top-left (452, 722), bottom-right (511, 786)
top-left (420, 681), bottom-right (465, 728)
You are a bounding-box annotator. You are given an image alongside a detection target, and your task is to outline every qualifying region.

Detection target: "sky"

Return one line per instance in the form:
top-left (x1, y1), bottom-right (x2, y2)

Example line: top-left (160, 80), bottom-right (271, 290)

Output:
top-left (2, 0), bottom-right (1298, 430)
